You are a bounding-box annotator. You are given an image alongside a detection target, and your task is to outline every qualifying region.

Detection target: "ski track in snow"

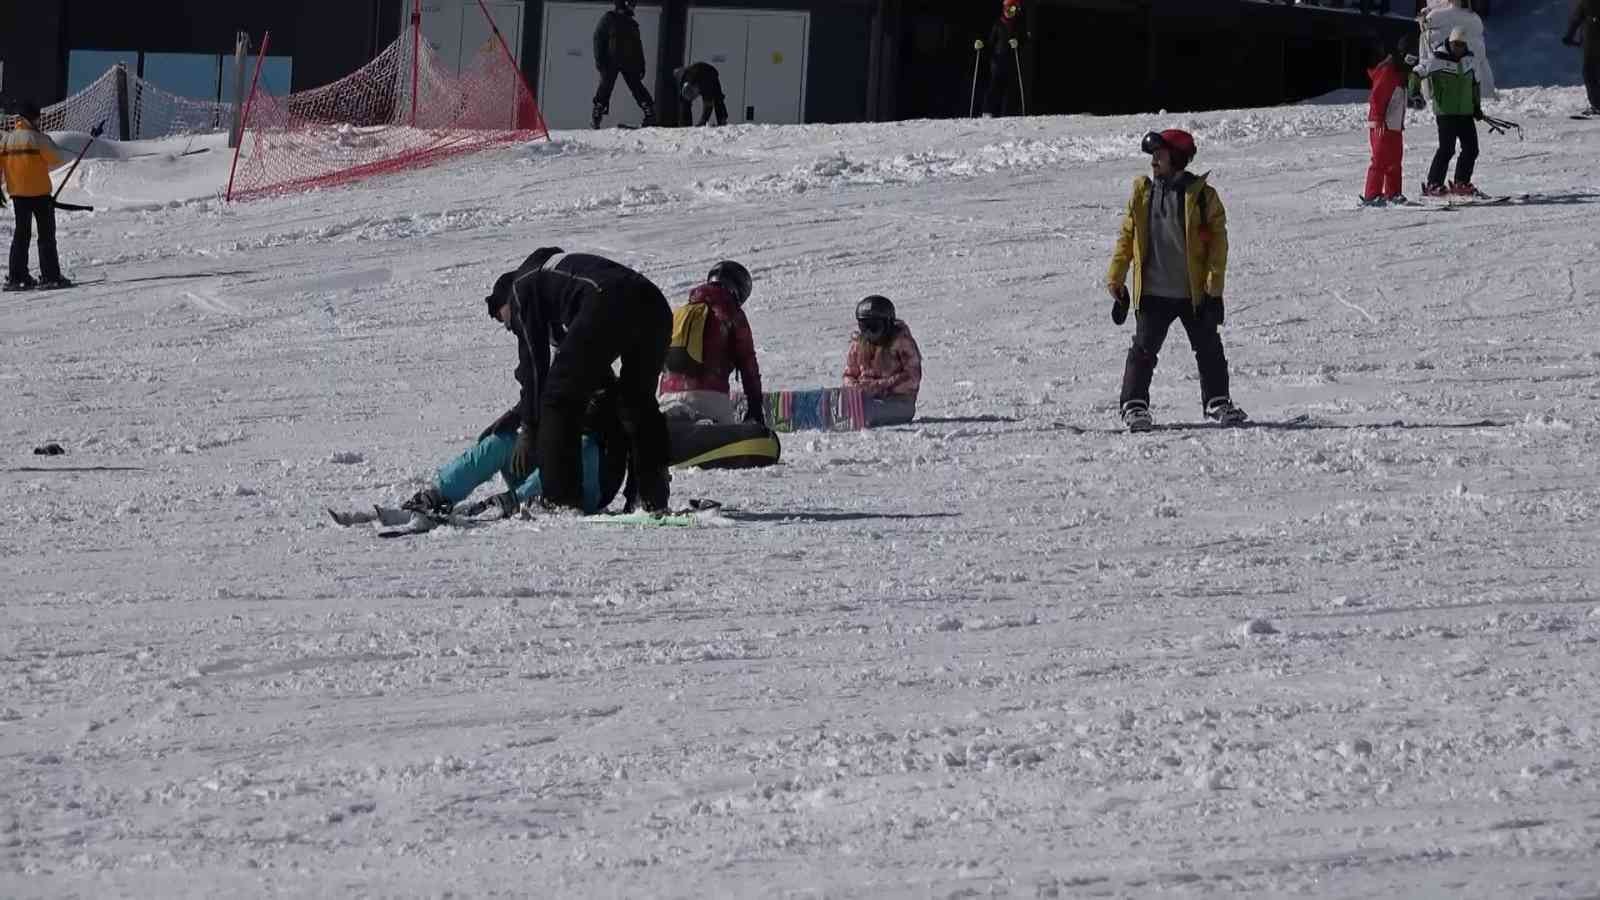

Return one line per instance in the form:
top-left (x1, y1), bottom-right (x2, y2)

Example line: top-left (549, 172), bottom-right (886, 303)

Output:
top-left (3, 90), bottom-right (1600, 897)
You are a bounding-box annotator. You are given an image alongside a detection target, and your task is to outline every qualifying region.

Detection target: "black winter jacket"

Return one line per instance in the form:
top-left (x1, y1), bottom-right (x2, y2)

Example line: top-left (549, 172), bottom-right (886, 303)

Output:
top-left (594, 10), bottom-right (646, 76)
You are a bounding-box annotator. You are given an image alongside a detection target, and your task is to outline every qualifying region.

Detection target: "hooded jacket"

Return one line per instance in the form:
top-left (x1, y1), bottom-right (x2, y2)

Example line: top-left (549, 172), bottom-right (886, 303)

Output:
top-left (1, 119), bottom-right (67, 198)
top-left (1106, 172), bottom-right (1228, 312)
top-left (1413, 47), bottom-right (1481, 117)
top-left (843, 322), bottom-right (922, 399)
top-left (1368, 59), bottom-right (1410, 131)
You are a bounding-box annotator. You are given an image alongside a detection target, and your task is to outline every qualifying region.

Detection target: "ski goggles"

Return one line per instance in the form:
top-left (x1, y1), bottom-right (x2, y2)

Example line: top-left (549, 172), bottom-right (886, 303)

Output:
top-left (1140, 131), bottom-right (1167, 155)
top-left (857, 315), bottom-right (894, 342)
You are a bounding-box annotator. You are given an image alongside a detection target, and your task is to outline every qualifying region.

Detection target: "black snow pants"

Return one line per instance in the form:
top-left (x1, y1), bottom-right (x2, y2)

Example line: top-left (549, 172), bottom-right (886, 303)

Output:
top-left (1119, 295), bottom-right (1230, 411)
top-left (538, 277), bottom-right (672, 511)
top-left (1586, 36), bottom-right (1600, 111)
top-left (594, 67), bottom-right (655, 119)
top-left (983, 53), bottom-right (1017, 116)
top-left (681, 95), bottom-right (729, 126)
top-left (8, 195), bottom-right (61, 283)
top-left (1428, 115), bottom-right (1479, 187)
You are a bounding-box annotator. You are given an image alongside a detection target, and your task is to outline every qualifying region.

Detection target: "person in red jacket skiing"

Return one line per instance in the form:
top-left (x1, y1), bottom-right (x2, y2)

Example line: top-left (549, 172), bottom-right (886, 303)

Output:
top-left (658, 261), bottom-right (765, 425)
top-left (1362, 39), bottom-right (1415, 206)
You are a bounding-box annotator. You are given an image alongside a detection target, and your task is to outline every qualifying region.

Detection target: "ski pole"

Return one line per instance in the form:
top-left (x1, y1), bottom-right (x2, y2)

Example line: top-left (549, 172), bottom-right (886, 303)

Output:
top-left (51, 118), bottom-right (106, 206)
top-left (1011, 39), bottom-right (1026, 116)
top-left (969, 39), bottom-right (984, 117)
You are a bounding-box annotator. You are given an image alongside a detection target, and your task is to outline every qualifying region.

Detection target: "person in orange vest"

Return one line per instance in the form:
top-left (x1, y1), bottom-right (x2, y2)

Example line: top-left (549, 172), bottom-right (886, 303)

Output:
top-left (1, 100), bottom-right (77, 290)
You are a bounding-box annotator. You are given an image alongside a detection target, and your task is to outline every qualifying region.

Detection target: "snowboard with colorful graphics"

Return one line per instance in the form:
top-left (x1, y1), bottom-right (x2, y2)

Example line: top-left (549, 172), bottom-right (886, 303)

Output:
top-left (732, 387), bottom-right (868, 432)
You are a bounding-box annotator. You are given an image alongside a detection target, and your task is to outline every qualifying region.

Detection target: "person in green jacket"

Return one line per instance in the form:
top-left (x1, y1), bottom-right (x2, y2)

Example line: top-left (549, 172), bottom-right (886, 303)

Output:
top-left (1413, 26), bottom-right (1486, 198)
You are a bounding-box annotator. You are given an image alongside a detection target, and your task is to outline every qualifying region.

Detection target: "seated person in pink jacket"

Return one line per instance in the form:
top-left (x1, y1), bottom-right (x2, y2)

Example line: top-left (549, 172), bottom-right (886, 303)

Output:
top-left (843, 295), bottom-right (923, 426)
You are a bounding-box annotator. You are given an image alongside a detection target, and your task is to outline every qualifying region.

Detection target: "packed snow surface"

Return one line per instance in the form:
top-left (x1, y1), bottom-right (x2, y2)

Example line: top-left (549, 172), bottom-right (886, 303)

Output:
top-left (4, 89), bottom-right (1600, 897)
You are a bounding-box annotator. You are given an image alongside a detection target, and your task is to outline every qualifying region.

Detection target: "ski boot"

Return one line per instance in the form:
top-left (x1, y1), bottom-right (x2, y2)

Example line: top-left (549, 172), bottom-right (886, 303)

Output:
top-left (639, 102), bottom-right (657, 128)
top-left (1204, 396), bottom-right (1249, 426)
top-left (1421, 182), bottom-right (1449, 199)
top-left (401, 486), bottom-right (452, 517)
top-left (1449, 181), bottom-right (1487, 199)
top-left (1357, 195), bottom-right (1387, 208)
top-left (36, 276), bottom-right (73, 290)
top-left (591, 101), bottom-right (606, 130)
top-left (1121, 401), bottom-right (1154, 434)
top-left (2, 274), bottom-right (37, 293)
top-left (1385, 193), bottom-right (1410, 206)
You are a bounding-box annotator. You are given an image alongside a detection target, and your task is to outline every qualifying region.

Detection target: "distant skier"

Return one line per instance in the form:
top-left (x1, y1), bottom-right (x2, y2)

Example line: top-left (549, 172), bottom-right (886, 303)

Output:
top-left (1414, 27), bottom-right (1486, 198)
top-left (484, 249), bottom-right (673, 513)
top-left (1, 100), bottom-right (73, 290)
top-left (982, 0), bottom-right (1027, 117)
top-left (674, 62), bottom-right (729, 127)
top-left (592, 0), bottom-right (656, 129)
top-left (842, 295), bottom-right (923, 427)
top-left (1566, 0), bottom-right (1600, 116)
top-left (1420, 0), bottom-right (1496, 99)
top-left (1105, 129), bottom-right (1243, 432)
top-left (658, 260), bottom-right (765, 424)
top-left (1362, 39), bottom-right (1415, 206)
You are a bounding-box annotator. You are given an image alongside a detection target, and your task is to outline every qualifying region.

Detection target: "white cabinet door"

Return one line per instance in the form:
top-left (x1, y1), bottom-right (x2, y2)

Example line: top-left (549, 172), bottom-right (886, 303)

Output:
top-left (539, 2), bottom-right (662, 130)
top-left (415, 1), bottom-right (465, 73)
top-left (686, 9), bottom-right (750, 123)
top-left (743, 12), bottom-right (807, 124)
top-left (459, 1), bottom-right (523, 68)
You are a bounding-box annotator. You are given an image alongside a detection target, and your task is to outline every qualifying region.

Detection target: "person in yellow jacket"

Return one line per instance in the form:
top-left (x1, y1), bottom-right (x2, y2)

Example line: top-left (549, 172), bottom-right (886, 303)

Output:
top-left (1, 100), bottom-right (71, 290)
top-left (1105, 129), bottom-right (1245, 432)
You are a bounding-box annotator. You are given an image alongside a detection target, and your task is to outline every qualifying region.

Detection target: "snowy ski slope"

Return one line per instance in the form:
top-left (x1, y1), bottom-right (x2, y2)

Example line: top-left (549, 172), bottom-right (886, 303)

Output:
top-left (3, 87), bottom-right (1598, 896)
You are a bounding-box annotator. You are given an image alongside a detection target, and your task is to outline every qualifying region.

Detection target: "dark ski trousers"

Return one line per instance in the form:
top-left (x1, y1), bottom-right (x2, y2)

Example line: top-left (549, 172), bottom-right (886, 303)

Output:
top-left (1428, 115), bottom-right (1479, 187)
top-left (538, 277), bottom-right (672, 511)
top-left (594, 67), bottom-right (654, 118)
top-left (8, 195), bottom-right (62, 283)
top-left (680, 96), bottom-right (729, 126)
top-left (983, 54), bottom-right (1016, 116)
top-left (1119, 295), bottom-right (1230, 411)
top-left (1586, 39), bottom-right (1600, 110)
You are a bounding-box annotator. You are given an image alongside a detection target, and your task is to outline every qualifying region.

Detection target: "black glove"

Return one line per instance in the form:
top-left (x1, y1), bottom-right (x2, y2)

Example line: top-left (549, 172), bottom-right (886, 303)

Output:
top-left (1110, 286), bottom-right (1130, 326)
top-left (508, 427), bottom-right (539, 483)
top-left (1408, 92), bottom-right (1426, 110)
top-left (477, 405), bottom-right (521, 442)
top-left (1201, 296), bottom-right (1224, 328)
top-left (90, 123), bottom-right (104, 139)
top-left (744, 396), bottom-right (766, 426)
top-left (1473, 108), bottom-right (1486, 121)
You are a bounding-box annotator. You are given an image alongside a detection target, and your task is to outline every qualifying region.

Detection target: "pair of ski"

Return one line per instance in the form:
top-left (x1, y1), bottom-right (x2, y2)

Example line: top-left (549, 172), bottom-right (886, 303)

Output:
top-left (2, 278), bottom-right (105, 294)
top-left (329, 497), bottom-right (725, 538)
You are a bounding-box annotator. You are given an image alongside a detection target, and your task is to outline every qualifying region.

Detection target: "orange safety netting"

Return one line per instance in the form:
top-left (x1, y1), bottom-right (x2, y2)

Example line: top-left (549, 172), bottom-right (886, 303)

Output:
top-left (227, 13), bottom-right (547, 201)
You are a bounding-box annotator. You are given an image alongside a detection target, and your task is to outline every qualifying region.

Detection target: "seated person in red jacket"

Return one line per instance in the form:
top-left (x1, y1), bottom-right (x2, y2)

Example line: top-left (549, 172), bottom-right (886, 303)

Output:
top-left (658, 260), bottom-right (764, 425)
top-left (843, 295), bottom-right (923, 426)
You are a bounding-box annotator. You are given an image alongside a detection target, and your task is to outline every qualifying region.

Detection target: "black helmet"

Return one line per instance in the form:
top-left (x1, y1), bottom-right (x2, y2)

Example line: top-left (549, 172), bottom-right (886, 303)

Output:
top-left (855, 295), bottom-right (896, 344)
top-left (614, 0), bottom-right (635, 10)
top-left (707, 260), bottom-right (752, 306)
top-left (16, 99), bottom-right (41, 123)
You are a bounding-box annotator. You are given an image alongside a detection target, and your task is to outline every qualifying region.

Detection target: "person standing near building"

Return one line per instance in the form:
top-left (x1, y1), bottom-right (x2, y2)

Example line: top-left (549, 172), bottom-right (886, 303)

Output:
top-left (592, 0), bottom-right (656, 129)
top-left (673, 62), bottom-right (730, 127)
top-left (1, 100), bottom-right (76, 291)
top-left (1565, 0), bottom-right (1600, 116)
top-left (983, 0), bottom-right (1026, 117)
top-left (1104, 130), bottom-right (1244, 432)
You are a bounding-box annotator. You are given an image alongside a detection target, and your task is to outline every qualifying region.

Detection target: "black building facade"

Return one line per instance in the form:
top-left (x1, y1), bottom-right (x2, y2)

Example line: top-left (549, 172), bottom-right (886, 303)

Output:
top-left (1, 0), bottom-right (1433, 127)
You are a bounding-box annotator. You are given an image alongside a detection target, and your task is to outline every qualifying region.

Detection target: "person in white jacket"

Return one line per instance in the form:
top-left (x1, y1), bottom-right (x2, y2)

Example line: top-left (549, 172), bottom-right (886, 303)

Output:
top-left (1420, 0), bottom-right (1496, 98)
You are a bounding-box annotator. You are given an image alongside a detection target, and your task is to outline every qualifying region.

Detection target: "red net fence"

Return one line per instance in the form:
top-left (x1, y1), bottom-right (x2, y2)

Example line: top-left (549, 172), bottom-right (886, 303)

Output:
top-left (227, 10), bottom-right (547, 201)
top-left (1, 65), bottom-right (233, 139)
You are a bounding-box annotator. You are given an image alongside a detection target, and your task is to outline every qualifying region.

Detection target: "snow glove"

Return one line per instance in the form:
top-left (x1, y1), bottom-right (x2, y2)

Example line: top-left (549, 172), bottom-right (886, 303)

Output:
top-left (1108, 284), bottom-right (1131, 326)
top-left (478, 405), bottom-right (522, 442)
top-left (1201, 295), bottom-right (1224, 328)
top-left (509, 427), bottom-right (539, 483)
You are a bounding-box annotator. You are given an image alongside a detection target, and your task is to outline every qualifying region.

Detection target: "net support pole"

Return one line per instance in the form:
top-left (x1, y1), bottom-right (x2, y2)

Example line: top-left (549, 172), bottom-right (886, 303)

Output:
top-left (114, 63), bottom-right (130, 141)
top-left (472, 0), bottom-right (545, 135)
top-left (228, 31), bottom-right (249, 149)
top-left (410, 0), bottom-right (422, 127)
top-left (225, 31), bottom-right (271, 203)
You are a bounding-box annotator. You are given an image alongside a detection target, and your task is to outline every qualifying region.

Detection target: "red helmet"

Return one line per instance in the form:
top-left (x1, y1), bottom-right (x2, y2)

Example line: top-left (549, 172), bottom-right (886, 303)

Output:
top-left (1141, 129), bottom-right (1197, 166)
top-left (1002, 0), bottom-right (1021, 19)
